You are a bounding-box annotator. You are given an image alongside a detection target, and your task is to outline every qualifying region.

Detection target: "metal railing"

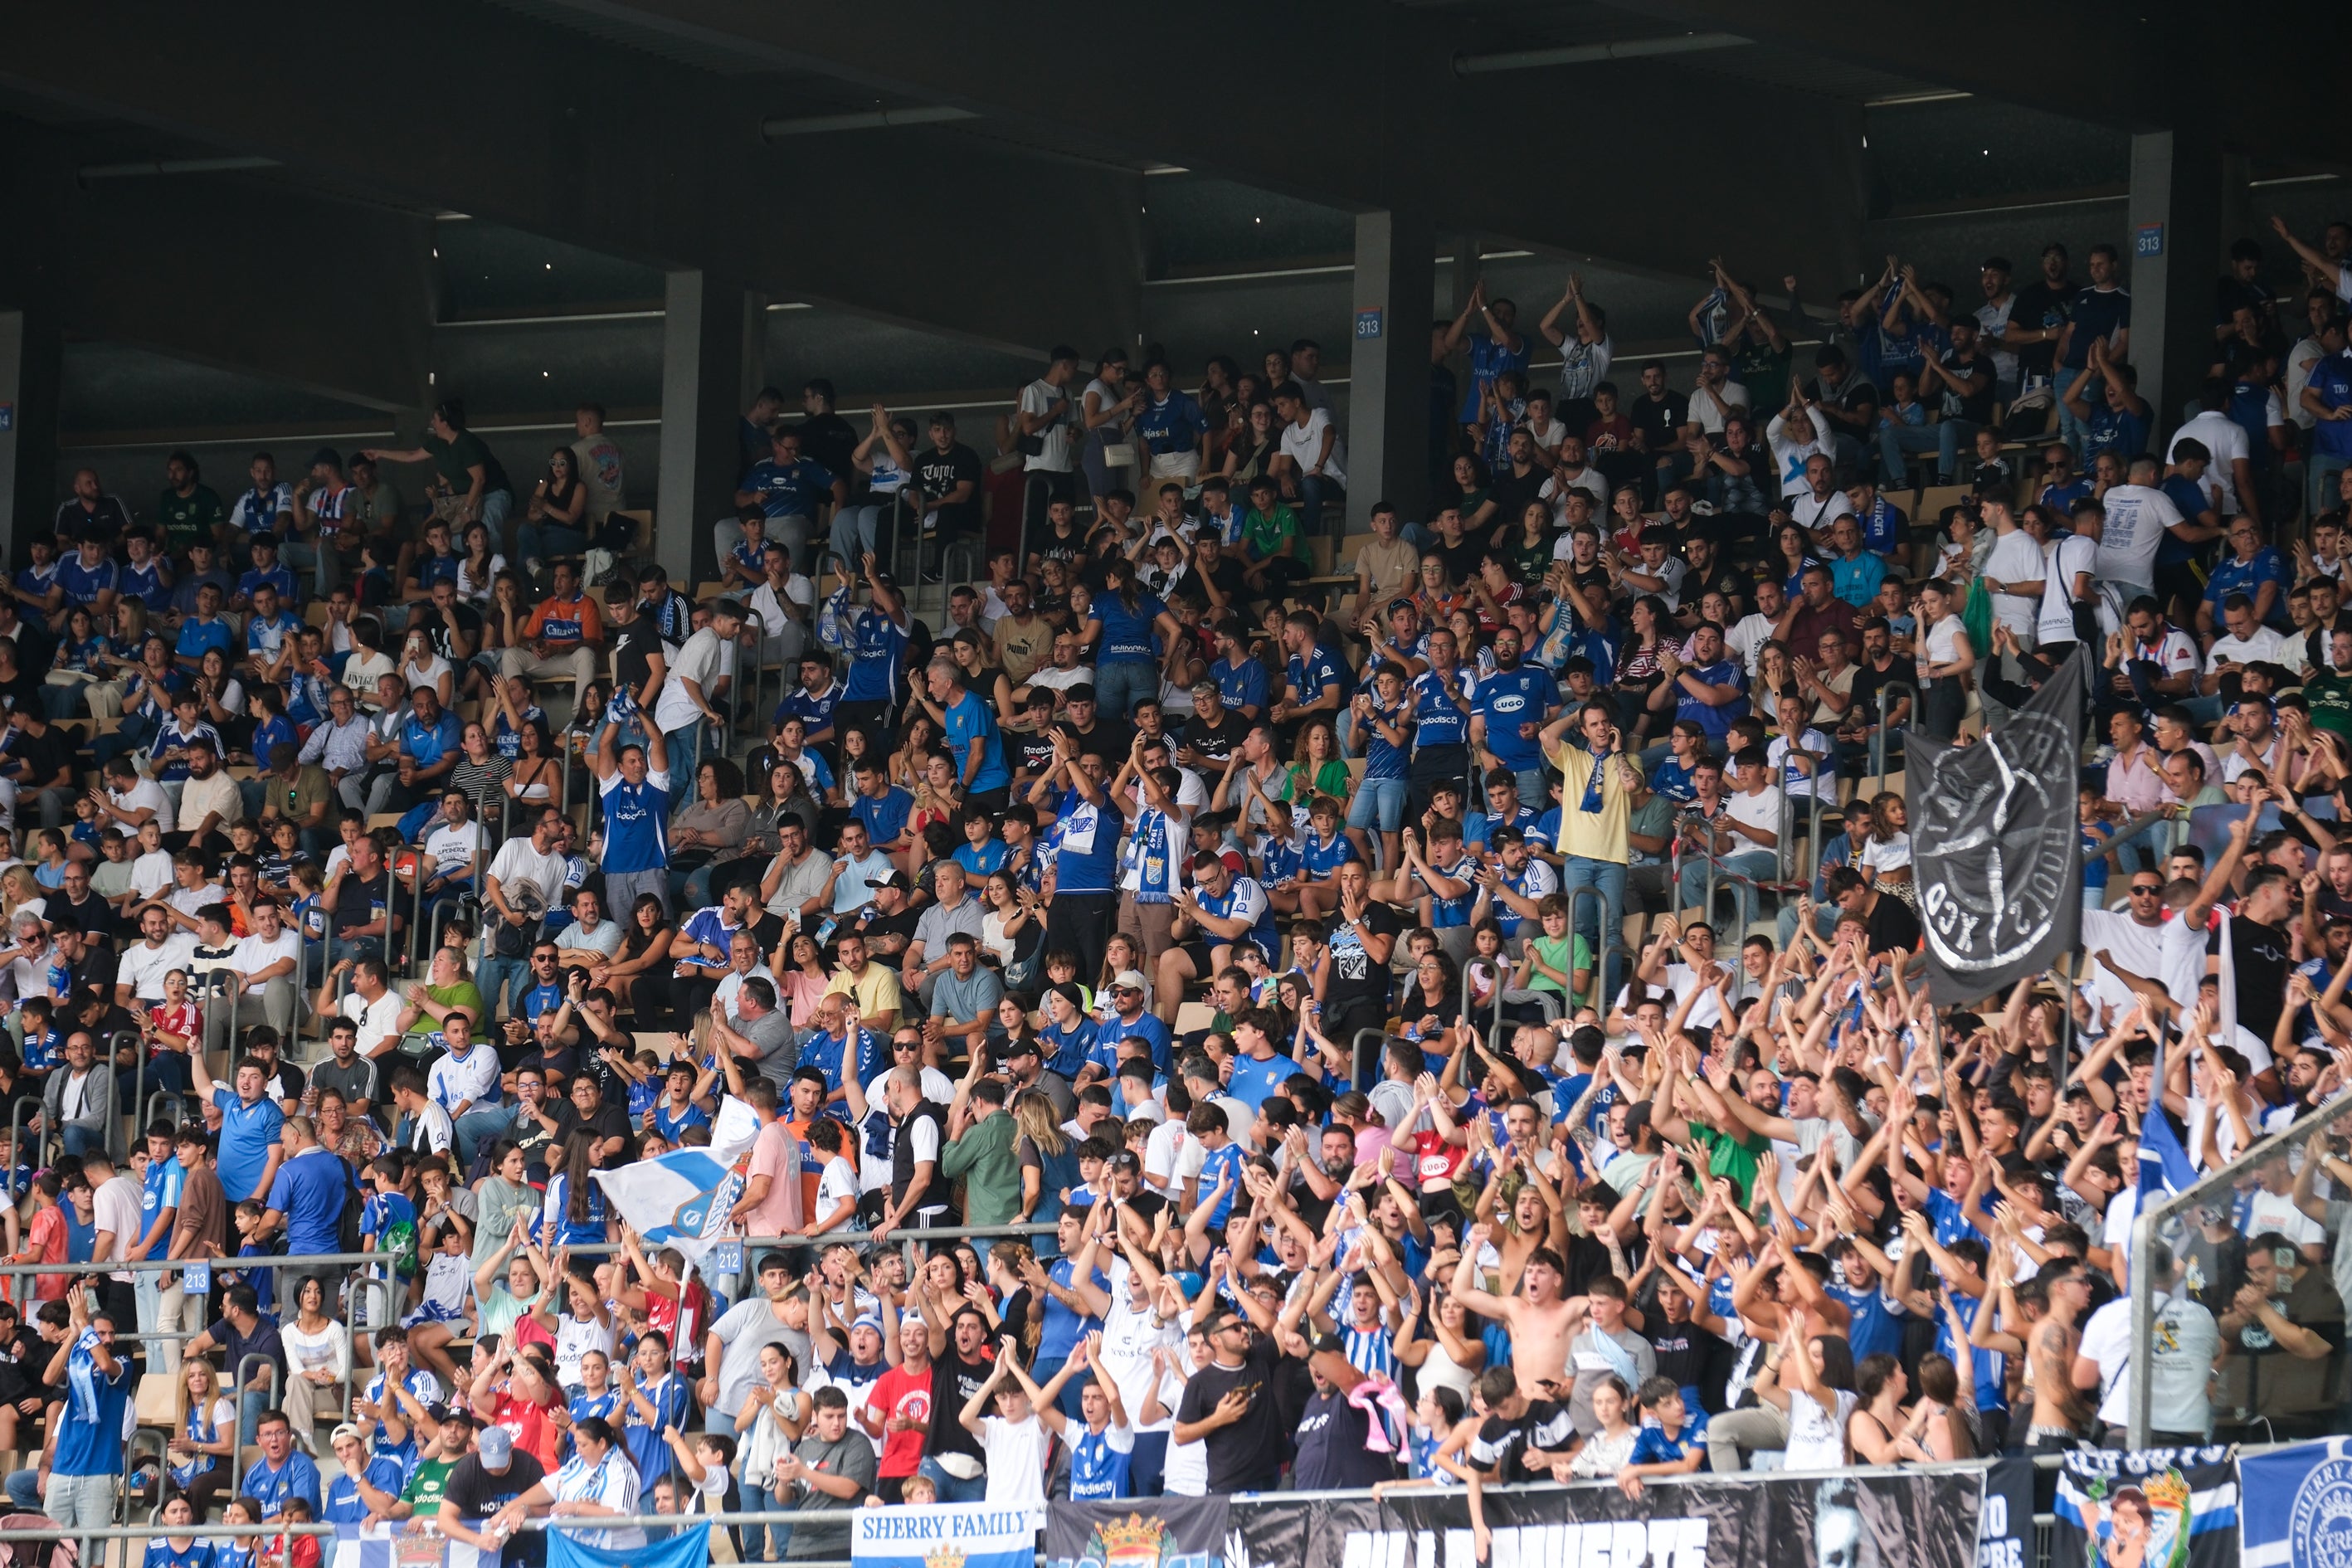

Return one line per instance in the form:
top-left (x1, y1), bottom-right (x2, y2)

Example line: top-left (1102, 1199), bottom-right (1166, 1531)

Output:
top-left (2128, 1080), bottom-right (2352, 1448)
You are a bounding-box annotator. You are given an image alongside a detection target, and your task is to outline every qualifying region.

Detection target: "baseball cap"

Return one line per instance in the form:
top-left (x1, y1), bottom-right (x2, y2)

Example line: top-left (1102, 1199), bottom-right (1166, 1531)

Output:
top-left (477, 1426), bottom-right (514, 1467)
top-left (851, 1314), bottom-right (885, 1337)
top-left (329, 1422), bottom-right (365, 1447)
top-left (869, 869), bottom-right (909, 891)
top-left (1110, 969), bottom-right (1148, 993)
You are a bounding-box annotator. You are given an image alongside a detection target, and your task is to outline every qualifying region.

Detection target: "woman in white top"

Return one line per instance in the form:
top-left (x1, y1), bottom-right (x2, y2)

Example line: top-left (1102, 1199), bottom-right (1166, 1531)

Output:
top-left (736, 1342), bottom-right (811, 1560)
top-left (456, 520), bottom-right (507, 605)
top-left (492, 1414), bottom-right (643, 1552)
top-left (280, 1275), bottom-right (353, 1454)
top-left (1765, 1322), bottom-right (1858, 1471)
top-left (1564, 1375), bottom-right (1639, 1477)
top-left (343, 629), bottom-right (397, 712)
top-left (1391, 1284), bottom-right (1483, 1407)
top-left (400, 629), bottom-right (455, 707)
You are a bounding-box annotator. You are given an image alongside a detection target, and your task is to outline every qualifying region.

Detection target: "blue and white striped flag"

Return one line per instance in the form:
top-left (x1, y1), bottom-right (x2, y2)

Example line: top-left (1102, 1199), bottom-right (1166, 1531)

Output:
top-left (589, 1098), bottom-right (761, 1262)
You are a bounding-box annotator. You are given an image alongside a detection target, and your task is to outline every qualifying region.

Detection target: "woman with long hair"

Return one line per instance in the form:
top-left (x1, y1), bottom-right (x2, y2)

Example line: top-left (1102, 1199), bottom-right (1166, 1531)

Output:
top-left (946, 628), bottom-right (1020, 728)
top-left (1083, 556), bottom-right (1182, 722)
top-left (775, 932), bottom-right (831, 1029)
top-left (167, 1356), bottom-right (240, 1516)
top-left (1288, 717), bottom-right (1351, 806)
top-left (670, 756), bottom-right (749, 908)
top-left (1613, 594), bottom-right (1674, 746)
top-left (763, 756), bottom-right (822, 840)
top-left (280, 1273), bottom-right (350, 1454)
top-left (1762, 1323), bottom-right (1858, 1471)
top-left (1451, 451), bottom-right (1496, 538)
top-left (1012, 1089), bottom-right (1079, 1249)
top-left (1222, 399), bottom-right (1280, 487)
top-left (830, 723), bottom-right (879, 809)
top-left (456, 519), bottom-right (505, 605)
top-left (908, 751), bottom-right (963, 859)
top-left (980, 872), bottom-right (1043, 989)
top-left (503, 717), bottom-right (560, 820)
top-left (890, 714), bottom-right (940, 794)
top-left (1391, 1285), bottom-right (1484, 1406)
top-left (601, 893), bottom-right (675, 1023)
top-left (1079, 349), bottom-right (1139, 517)
top-left (1861, 790), bottom-right (1913, 899)
top-left (543, 1129), bottom-right (611, 1249)
top-left (398, 625), bottom-right (455, 709)
top-left (521, 446), bottom-right (589, 574)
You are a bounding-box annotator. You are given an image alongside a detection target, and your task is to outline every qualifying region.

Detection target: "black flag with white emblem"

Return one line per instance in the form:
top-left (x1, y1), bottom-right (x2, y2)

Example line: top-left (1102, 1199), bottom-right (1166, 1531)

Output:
top-left (1912, 644), bottom-right (2085, 1001)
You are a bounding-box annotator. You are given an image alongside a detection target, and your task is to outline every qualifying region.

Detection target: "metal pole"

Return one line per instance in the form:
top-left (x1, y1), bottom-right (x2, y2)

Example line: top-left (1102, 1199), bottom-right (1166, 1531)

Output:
top-left (230, 1353), bottom-right (283, 1497)
top-left (1566, 884), bottom-right (1617, 1015)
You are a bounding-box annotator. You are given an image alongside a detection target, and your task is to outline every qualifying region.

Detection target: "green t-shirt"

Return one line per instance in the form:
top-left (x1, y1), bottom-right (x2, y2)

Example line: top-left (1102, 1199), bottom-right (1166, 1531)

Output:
top-left (426, 981), bottom-right (487, 1021)
top-left (1692, 1120), bottom-right (1770, 1208)
top-left (1525, 932), bottom-right (1594, 997)
top-left (424, 430), bottom-right (513, 499)
top-left (937, 1106), bottom-right (1023, 1225)
top-left (1505, 534), bottom-right (1555, 586)
top-left (2309, 668), bottom-right (2352, 739)
top-left (1243, 505), bottom-right (1306, 564)
top-left (155, 485), bottom-right (226, 551)
top-left (402, 1456), bottom-right (457, 1511)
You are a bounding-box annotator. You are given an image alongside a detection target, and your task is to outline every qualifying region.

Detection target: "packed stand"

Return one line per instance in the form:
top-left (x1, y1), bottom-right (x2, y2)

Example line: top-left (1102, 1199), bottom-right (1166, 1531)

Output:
top-left (12, 218), bottom-right (2352, 1562)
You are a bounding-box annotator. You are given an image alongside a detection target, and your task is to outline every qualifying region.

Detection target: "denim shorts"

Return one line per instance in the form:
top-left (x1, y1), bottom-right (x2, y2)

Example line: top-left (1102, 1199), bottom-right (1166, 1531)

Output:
top-left (1346, 774), bottom-right (1407, 831)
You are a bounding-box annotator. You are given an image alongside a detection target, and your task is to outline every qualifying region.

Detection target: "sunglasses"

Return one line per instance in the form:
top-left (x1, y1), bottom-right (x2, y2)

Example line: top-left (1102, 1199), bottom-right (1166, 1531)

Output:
top-left (2129, 884), bottom-right (2163, 894)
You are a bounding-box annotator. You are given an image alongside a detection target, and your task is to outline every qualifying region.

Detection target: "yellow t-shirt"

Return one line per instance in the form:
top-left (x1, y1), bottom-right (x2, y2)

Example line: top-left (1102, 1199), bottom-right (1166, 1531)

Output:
top-left (825, 962), bottom-right (905, 1025)
top-left (1551, 742), bottom-right (1637, 864)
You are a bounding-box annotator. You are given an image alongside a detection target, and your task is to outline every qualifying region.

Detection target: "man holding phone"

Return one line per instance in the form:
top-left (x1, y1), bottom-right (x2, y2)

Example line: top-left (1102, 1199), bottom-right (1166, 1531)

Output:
top-left (1170, 1300), bottom-right (1286, 1492)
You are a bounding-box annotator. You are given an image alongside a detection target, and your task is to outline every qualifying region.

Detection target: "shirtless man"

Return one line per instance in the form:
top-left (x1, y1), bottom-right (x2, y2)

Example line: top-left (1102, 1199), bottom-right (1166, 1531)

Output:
top-left (2020, 1259), bottom-right (2096, 1451)
top-left (1449, 1222), bottom-right (1579, 1396)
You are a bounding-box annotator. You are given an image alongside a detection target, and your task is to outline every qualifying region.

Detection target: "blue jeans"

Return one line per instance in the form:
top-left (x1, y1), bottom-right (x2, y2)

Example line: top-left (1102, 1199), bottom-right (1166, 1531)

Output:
top-left (1296, 472), bottom-right (1338, 536)
top-left (61, 1125), bottom-right (104, 1158)
top-left (39, 680), bottom-right (86, 722)
top-left (477, 952), bottom-right (526, 1024)
top-left (481, 489), bottom-right (514, 552)
top-left (239, 1387), bottom-right (270, 1444)
top-left (918, 1456), bottom-right (989, 1502)
top-left (666, 718), bottom-right (704, 806)
top-left (1877, 419), bottom-right (1971, 485)
top-left (328, 934), bottom-right (386, 969)
top-left (2056, 383), bottom-right (2093, 457)
top-left (1512, 764), bottom-right (1550, 815)
top-left (830, 505), bottom-right (884, 575)
top-left (1346, 775), bottom-right (1407, 834)
top-left (1093, 660), bottom-right (1158, 722)
top-left (516, 521), bottom-right (587, 567)
top-left (2, 1468), bottom-right (35, 1511)
top-left (1561, 855), bottom-right (1627, 1003)
top-left (451, 1105), bottom-right (510, 1170)
top-left (1677, 850), bottom-right (1779, 934)
top-left (742, 1480), bottom-right (790, 1560)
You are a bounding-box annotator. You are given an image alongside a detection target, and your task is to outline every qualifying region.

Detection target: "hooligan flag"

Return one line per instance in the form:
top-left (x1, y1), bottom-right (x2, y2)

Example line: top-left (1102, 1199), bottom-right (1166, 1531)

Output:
top-left (1911, 644), bottom-right (2087, 1001)
top-left (590, 1098), bottom-right (760, 1262)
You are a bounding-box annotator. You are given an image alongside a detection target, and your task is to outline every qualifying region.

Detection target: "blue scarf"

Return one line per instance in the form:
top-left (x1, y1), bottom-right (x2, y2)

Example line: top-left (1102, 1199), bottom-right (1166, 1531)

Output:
top-left (1128, 806), bottom-right (1175, 903)
top-left (1580, 745), bottom-right (1612, 816)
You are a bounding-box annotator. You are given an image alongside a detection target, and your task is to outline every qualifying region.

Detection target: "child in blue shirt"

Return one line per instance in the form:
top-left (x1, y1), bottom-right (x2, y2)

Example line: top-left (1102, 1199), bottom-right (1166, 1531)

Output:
top-left (952, 812), bottom-right (1009, 879)
top-left (1621, 1375), bottom-right (1706, 1495)
top-left (2079, 786), bottom-right (2116, 915)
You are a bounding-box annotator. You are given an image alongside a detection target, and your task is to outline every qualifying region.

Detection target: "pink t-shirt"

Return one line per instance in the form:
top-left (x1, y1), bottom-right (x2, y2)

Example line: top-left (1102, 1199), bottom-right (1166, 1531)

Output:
top-left (745, 1120), bottom-right (806, 1236)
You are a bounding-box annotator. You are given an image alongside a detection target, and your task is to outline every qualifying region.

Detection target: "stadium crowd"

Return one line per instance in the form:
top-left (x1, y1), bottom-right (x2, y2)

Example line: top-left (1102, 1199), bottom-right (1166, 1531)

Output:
top-left (7, 217), bottom-right (2352, 1563)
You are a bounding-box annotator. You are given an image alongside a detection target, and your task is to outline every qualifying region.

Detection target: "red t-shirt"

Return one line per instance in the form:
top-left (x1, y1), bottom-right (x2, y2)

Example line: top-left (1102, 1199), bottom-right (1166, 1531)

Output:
top-left (865, 1363), bottom-right (934, 1478)
top-left (1409, 1128), bottom-right (1468, 1191)
top-left (646, 1278), bottom-right (711, 1371)
top-left (28, 1205), bottom-right (66, 1300)
top-left (492, 1391), bottom-right (562, 1472)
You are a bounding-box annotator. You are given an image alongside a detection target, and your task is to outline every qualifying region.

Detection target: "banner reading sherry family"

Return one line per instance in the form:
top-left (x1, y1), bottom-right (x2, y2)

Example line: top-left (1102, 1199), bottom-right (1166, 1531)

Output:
top-left (1912, 644), bottom-right (2086, 1000)
top-left (1230, 1466), bottom-right (1979, 1568)
top-left (855, 1502), bottom-right (1049, 1568)
top-left (2051, 1446), bottom-right (2239, 1568)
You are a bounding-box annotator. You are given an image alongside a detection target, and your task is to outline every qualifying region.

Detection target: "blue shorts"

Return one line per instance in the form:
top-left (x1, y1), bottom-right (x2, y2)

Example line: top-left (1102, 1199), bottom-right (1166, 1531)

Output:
top-left (1346, 775), bottom-right (1408, 832)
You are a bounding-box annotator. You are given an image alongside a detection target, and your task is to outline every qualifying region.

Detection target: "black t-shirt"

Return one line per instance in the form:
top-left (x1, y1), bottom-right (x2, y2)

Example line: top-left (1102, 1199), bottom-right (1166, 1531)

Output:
top-left (611, 621), bottom-right (666, 704)
top-left (1072, 718), bottom-right (1129, 764)
top-left (2228, 917), bottom-right (2292, 1040)
top-left (55, 890), bottom-right (119, 948)
top-left (1940, 351), bottom-right (1999, 425)
top-left (1293, 1384), bottom-right (1399, 1490)
top-left (1806, 374), bottom-right (1880, 433)
top-left (441, 1451), bottom-right (548, 1551)
top-left (1848, 655), bottom-right (1905, 726)
top-left (1863, 891), bottom-right (1921, 957)
top-left (797, 412), bottom-right (859, 482)
top-left (2006, 280), bottom-right (2072, 377)
top-left (1198, 553), bottom-right (1248, 606)
top-left (555, 1098), bottom-right (631, 1149)
top-left (1643, 1317), bottom-right (1737, 1415)
top-left (331, 869), bottom-right (391, 937)
top-left (1680, 562), bottom-right (1749, 620)
top-left (408, 601), bottom-right (484, 665)
top-left (1325, 903), bottom-right (1402, 1011)
top-left (1174, 1334), bottom-right (1290, 1493)
top-left (1435, 535), bottom-right (1488, 589)
top-left (1010, 727), bottom-right (1059, 778)
top-left (1176, 709), bottom-right (1249, 767)
top-left (916, 444), bottom-right (986, 534)
top-left (1629, 390), bottom-right (1687, 453)
top-left (9, 725), bottom-right (73, 791)
top-left (1488, 467), bottom-right (1546, 537)
top-left (1468, 1395), bottom-right (1575, 1479)
top-left (925, 1346), bottom-right (992, 1463)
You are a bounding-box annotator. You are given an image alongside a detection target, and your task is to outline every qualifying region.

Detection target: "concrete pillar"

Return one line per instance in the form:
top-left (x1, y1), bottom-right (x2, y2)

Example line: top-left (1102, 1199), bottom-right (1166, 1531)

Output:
top-left (1449, 233), bottom-right (1481, 317)
top-left (2126, 129), bottom-right (2225, 430)
top-left (1346, 210), bottom-right (1438, 534)
top-left (0, 308), bottom-right (64, 563)
top-left (655, 270), bottom-right (766, 587)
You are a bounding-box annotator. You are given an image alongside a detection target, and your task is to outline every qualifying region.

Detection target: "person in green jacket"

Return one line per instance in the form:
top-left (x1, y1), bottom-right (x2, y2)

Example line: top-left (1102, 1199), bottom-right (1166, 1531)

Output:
top-left (939, 1065), bottom-right (1025, 1235)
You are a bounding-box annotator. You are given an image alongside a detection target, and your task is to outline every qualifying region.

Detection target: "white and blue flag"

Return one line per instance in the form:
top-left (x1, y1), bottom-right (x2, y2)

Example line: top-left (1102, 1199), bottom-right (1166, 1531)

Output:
top-left (589, 1098), bottom-right (760, 1262)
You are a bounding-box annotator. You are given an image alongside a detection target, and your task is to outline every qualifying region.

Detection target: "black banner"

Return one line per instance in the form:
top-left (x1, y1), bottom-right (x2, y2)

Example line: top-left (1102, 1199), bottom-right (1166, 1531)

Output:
top-left (1044, 1498), bottom-right (1231, 1568)
top-left (1978, 1456), bottom-right (2037, 1568)
top-left (1914, 642), bottom-right (2087, 1000)
top-left (1232, 1468), bottom-right (1981, 1568)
